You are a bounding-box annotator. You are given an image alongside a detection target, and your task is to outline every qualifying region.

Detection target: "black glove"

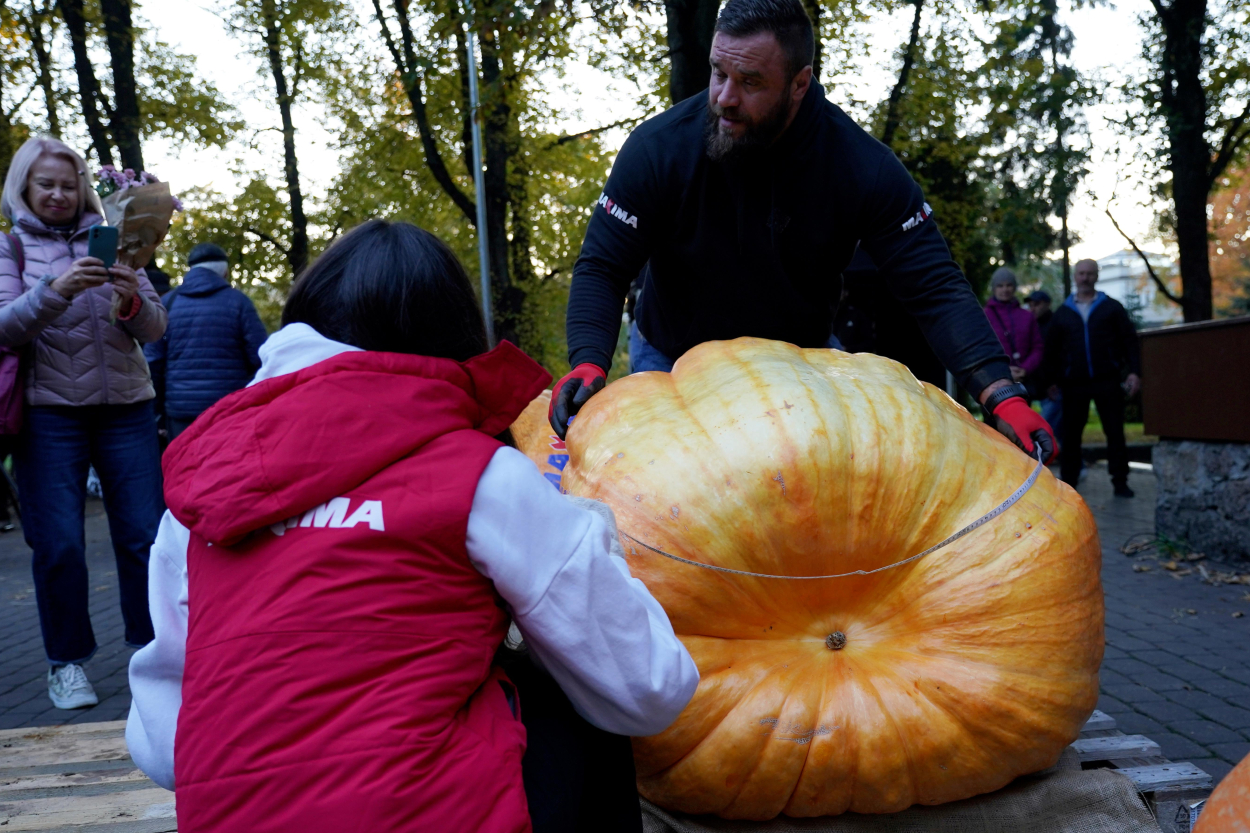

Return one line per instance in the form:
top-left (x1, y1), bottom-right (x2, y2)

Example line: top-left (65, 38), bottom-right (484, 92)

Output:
top-left (548, 363), bottom-right (607, 438)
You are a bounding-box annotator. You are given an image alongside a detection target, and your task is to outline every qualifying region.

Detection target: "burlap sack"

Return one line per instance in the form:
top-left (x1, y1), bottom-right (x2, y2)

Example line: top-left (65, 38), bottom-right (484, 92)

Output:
top-left (642, 751), bottom-right (1161, 833)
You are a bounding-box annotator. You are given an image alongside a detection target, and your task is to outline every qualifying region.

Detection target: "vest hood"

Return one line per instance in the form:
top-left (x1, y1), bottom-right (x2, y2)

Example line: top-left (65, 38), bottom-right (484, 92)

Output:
top-left (177, 266), bottom-right (231, 296)
top-left (163, 333), bottom-right (551, 546)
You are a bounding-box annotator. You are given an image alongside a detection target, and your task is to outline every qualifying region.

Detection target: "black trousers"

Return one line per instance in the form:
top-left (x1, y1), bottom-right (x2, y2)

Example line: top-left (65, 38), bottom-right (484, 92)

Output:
top-left (1060, 379), bottom-right (1129, 488)
top-left (504, 653), bottom-right (644, 833)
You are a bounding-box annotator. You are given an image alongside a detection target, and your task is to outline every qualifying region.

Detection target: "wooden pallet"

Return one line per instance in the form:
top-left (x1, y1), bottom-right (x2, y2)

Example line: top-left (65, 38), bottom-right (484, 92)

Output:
top-left (0, 712), bottom-right (1215, 831)
top-left (1074, 709), bottom-right (1213, 833)
top-left (0, 721), bottom-right (173, 832)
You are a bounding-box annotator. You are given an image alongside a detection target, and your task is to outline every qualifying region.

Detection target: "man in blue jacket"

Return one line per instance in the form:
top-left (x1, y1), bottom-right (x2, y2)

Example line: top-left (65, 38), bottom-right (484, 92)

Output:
top-left (145, 244), bottom-right (268, 440)
top-left (1043, 259), bottom-right (1141, 496)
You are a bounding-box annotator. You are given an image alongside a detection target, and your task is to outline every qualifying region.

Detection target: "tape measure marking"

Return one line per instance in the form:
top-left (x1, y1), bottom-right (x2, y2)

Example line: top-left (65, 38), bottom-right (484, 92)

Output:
top-left (620, 449), bottom-right (1046, 580)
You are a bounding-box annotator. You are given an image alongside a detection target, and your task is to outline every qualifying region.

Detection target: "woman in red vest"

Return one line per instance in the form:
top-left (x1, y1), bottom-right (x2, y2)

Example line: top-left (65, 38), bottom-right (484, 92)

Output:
top-left (126, 220), bottom-right (699, 832)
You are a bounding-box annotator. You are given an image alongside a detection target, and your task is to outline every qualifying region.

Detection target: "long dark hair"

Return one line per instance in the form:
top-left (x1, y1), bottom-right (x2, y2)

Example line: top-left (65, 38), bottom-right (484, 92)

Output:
top-left (282, 220), bottom-right (488, 362)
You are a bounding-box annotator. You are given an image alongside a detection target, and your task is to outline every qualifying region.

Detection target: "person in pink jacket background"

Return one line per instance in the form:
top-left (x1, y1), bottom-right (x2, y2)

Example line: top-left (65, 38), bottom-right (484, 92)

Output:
top-left (983, 267), bottom-right (1043, 385)
top-left (0, 136), bottom-right (166, 712)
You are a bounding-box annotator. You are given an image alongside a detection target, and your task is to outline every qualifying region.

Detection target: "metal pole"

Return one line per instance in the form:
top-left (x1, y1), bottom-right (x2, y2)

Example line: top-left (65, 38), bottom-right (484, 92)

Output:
top-left (465, 25), bottom-right (495, 346)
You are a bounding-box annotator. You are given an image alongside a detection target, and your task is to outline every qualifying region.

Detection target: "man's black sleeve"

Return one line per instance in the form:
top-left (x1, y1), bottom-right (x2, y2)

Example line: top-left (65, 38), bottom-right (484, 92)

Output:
top-left (566, 133), bottom-right (658, 372)
top-left (856, 152), bottom-right (1011, 400)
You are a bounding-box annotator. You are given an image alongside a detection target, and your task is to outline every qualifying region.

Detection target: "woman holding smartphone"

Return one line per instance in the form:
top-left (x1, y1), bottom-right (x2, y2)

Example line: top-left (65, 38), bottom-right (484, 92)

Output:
top-left (0, 135), bottom-right (167, 710)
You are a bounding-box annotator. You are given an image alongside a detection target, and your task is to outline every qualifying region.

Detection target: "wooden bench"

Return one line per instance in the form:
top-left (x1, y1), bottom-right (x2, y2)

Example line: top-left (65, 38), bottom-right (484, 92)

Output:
top-left (0, 711), bottom-right (1214, 831)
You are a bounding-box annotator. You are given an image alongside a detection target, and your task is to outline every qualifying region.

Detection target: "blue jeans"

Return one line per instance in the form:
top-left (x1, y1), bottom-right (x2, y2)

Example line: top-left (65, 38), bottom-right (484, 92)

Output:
top-left (1040, 392), bottom-right (1063, 440)
top-left (628, 323), bottom-right (676, 373)
top-left (629, 322), bottom-right (844, 373)
top-left (16, 401), bottom-right (162, 664)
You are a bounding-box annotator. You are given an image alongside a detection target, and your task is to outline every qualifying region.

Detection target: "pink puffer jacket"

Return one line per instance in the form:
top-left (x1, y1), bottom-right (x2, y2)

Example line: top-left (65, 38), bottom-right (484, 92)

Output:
top-left (0, 210), bottom-right (166, 406)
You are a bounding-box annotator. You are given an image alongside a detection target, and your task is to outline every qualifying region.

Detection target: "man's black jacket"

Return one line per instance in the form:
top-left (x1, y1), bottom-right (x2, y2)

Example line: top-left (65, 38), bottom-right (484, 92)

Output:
top-left (1043, 293), bottom-right (1141, 386)
top-left (566, 82), bottom-right (1011, 397)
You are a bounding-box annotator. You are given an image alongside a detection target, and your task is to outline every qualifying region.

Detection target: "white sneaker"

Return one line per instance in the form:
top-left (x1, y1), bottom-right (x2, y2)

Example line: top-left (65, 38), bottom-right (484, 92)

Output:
top-left (47, 663), bottom-right (99, 710)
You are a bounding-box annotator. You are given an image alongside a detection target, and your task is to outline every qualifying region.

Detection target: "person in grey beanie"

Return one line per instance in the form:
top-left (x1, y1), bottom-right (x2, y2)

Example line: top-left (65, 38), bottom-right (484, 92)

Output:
top-left (144, 244), bottom-right (268, 440)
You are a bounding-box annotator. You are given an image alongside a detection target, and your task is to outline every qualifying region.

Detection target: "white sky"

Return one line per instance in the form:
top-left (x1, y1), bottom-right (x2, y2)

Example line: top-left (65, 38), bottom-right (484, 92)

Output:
top-left (140, 0), bottom-right (1167, 264)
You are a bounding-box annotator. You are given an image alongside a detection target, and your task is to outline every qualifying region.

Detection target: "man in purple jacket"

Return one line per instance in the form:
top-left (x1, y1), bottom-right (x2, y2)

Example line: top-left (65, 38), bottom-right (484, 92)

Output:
top-left (983, 268), bottom-right (1043, 386)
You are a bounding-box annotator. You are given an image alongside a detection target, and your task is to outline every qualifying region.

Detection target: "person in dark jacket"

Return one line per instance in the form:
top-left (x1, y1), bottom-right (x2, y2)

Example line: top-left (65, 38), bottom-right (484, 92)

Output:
top-left (1043, 259), bottom-right (1141, 497)
top-left (1026, 290), bottom-right (1060, 436)
top-left (551, 0), bottom-right (1055, 466)
top-left (144, 244), bottom-right (267, 440)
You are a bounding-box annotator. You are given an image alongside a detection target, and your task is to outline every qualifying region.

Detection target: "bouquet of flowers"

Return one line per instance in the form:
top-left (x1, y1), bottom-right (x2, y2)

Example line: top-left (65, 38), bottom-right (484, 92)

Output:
top-left (94, 166), bottom-right (183, 269)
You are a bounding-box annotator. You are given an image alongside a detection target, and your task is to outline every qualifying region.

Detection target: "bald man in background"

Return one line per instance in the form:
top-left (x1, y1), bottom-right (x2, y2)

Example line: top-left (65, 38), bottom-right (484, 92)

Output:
top-left (1043, 258), bottom-right (1141, 497)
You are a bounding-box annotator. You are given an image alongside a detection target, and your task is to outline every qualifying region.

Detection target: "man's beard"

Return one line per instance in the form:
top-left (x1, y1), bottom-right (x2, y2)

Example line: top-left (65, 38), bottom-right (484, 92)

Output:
top-left (704, 93), bottom-right (791, 163)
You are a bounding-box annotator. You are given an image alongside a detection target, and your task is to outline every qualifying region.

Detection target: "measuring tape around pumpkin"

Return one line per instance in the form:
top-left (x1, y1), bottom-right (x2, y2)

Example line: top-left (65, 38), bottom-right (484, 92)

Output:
top-left (619, 448), bottom-right (1046, 580)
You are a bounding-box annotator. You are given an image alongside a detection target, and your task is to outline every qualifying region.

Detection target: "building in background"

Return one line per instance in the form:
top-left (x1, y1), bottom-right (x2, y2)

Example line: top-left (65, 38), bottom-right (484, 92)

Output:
top-left (1095, 250), bottom-right (1183, 328)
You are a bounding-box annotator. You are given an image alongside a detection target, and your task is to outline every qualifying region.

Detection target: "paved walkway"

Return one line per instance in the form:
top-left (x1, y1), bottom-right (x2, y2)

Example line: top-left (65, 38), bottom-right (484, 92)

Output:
top-left (0, 463), bottom-right (1246, 785)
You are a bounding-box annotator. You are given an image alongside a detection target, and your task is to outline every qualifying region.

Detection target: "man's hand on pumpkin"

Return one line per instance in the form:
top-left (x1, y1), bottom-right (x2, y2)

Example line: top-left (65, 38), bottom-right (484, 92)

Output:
top-left (981, 383), bottom-right (1057, 464)
top-left (549, 363), bottom-right (607, 438)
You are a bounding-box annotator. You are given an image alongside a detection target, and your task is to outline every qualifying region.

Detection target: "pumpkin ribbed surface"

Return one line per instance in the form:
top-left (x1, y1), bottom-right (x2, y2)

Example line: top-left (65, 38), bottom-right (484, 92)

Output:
top-left (558, 338), bottom-right (1103, 819)
top-left (1195, 752), bottom-right (1250, 833)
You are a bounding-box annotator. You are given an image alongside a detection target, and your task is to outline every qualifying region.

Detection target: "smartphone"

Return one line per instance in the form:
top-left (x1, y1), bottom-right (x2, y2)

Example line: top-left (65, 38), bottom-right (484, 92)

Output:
top-left (86, 225), bottom-right (119, 271)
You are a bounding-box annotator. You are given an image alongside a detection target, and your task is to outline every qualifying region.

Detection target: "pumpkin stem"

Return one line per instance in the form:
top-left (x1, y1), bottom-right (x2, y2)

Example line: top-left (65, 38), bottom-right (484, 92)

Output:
top-left (826, 632), bottom-right (847, 650)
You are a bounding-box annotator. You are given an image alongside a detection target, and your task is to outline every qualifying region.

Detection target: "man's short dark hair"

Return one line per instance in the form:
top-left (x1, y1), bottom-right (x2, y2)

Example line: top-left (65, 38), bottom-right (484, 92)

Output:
top-left (714, 0), bottom-right (815, 81)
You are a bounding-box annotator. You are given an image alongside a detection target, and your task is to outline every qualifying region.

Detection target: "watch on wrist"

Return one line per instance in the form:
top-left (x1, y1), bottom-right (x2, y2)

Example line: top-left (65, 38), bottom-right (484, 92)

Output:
top-left (982, 383), bottom-right (1029, 414)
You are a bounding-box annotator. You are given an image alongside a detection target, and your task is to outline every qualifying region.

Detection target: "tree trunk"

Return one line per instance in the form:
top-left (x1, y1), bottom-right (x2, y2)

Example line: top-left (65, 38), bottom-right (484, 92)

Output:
top-left (30, 2), bottom-right (61, 137)
top-left (260, 0), bottom-right (308, 274)
top-left (99, 0), bottom-right (142, 171)
top-left (452, 21), bottom-right (476, 181)
top-left (1157, 0), bottom-right (1212, 321)
top-left (880, 0), bottom-right (924, 150)
top-left (378, 0), bottom-right (477, 223)
top-left (476, 23), bottom-right (521, 345)
top-left (665, 0), bottom-right (719, 104)
top-left (801, 0), bottom-right (822, 83)
top-left (58, 0), bottom-right (114, 166)
top-left (0, 1), bottom-right (13, 186)
top-left (1060, 209), bottom-right (1071, 299)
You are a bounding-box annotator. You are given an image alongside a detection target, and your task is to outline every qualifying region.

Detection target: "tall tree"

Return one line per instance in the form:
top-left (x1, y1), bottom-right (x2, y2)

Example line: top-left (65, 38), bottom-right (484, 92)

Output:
top-left (227, 0), bottom-right (347, 275)
top-left (880, 0), bottom-right (924, 150)
top-left (58, 0), bottom-right (113, 165)
top-left (27, 0), bottom-right (60, 136)
top-left (985, 0), bottom-right (1092, 297)
top-left (1132, 0), bottom-right (1250, 321)
top-left (99, 0), bottom-right (141, 169)
top-left (55, 0), bottom-right (237, 169)
top-left (371, 0), bottom-right (552, 345)
top-left (665, 0), bottom-right (718, 104)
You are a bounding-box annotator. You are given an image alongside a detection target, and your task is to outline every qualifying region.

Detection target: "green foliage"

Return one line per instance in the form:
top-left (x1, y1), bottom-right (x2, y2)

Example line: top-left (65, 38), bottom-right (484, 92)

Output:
top-left (160, 179), bottom-right (303, 328)
top-left (137, 36), bottom-right (242, 148)
top-left (872, 20), bottom-right (997, 297)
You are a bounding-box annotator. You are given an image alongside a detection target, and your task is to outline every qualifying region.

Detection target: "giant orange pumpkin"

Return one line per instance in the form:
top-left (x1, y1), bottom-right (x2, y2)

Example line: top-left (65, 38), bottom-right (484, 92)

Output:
top-left (1195, 752), bottom-right (1250, 833)
top-left (554, 338), bottom-right (1103, 819)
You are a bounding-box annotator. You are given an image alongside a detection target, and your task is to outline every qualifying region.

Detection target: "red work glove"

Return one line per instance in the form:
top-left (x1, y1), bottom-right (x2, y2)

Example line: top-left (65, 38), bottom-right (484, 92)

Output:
top-left (992, 396), bottom-right (1058, 464)
top-left (549, 363), bottom-right (606, 438)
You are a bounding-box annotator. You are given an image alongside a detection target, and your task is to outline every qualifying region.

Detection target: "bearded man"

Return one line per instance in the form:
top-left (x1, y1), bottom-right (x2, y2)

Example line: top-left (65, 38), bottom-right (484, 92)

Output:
top-left (553, 0), bottom-right (1055, 465)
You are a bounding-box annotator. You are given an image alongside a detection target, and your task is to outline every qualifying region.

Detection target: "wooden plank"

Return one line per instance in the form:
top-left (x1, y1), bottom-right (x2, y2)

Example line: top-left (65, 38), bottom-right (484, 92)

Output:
top-left (0, 764), bottom-right (154, 797)
top-left (1116, 762), bottom-right (1213, 791)
top-left (1071, 734), bottom-right (1161, 762)
top-left (0, 721), bottom-right (127, 744)
top-left (0, 722), bottom-right (129, 771)
top-left (0, 785), bottom-right (174, 831)
top-left (1081, 710), bottom-right (1117, 732)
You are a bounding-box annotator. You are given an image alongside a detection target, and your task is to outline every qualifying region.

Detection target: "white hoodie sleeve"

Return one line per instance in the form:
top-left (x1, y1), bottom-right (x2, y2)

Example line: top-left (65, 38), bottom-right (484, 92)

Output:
top-left (126, 511), bottom-right (190, 791)
top-left (467, 447), bottom-right (699, 737)
top-left (125, 445), bottom-right (699, 791)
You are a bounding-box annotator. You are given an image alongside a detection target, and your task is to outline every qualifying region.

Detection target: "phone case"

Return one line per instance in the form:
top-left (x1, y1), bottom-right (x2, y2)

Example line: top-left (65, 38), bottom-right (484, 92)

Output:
top-left (87, 226), bottom-right (118, 269)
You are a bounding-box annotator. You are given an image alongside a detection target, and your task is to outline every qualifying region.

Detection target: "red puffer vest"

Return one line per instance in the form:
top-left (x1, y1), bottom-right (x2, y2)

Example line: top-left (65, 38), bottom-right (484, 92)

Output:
top-left (162, 342), bottom-right (550, 832)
